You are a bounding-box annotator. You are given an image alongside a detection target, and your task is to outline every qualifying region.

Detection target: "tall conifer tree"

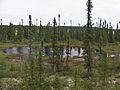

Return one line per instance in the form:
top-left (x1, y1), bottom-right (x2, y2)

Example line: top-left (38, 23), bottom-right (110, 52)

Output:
top-left (84, 0), bottom-right (93, 77)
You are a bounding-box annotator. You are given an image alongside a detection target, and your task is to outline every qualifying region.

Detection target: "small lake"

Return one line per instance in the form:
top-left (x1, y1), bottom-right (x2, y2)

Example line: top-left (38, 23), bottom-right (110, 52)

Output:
top-left (3, 46), bottom-right (84, 58)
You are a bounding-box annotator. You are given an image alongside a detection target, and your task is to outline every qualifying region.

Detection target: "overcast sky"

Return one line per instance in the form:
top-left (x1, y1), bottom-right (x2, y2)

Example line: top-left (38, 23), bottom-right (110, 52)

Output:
top-left (0, 0), bottom-right (120, 28)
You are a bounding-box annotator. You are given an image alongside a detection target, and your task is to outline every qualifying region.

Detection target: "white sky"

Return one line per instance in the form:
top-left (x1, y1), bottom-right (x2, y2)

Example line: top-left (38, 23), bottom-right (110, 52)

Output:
top-left (0, 0), bottom-right (120, 28)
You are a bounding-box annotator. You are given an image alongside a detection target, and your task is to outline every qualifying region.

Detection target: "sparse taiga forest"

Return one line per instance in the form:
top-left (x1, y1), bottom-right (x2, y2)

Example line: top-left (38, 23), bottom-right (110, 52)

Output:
top-left (1, 0), bottom-right (120, 90)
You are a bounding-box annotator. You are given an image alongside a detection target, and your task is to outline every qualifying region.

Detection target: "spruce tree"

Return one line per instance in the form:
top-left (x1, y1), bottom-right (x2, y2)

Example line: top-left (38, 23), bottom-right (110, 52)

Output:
top-left (0, 19), bottom-right (2, 41)
top-left (23, 15), bottom-right (36, 90)
top-left (83, 0), bottom-right (94, 89)
top-left (0, 19), bottom-right (2, 26)
top-left (84, 0), bottom-right (93, 77)
top-left (99, 55), bottom-right (112, 90)
top-left (52, 17), bottom-right (62, 73)
top-left (35, 39), bottom-right (45, 90)
top-left (39, 20), bottom-right (42, 41)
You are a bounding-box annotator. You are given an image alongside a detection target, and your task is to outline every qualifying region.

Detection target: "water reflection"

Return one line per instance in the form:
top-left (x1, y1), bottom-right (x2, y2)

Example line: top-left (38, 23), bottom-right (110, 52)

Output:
top-left (3, 46), bottom-right (84, 58)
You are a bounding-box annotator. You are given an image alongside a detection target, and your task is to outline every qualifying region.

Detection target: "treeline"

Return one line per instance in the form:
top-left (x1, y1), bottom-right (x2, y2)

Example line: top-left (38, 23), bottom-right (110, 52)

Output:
top-left (0, 23), bottom-right (120, 44)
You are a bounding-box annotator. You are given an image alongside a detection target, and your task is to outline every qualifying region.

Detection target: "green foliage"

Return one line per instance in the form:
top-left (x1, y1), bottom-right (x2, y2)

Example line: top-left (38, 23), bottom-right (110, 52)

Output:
top-left (82, 79), bottom-right (93, 90)
top-left (99, 58), bottom-right (112, 90)
top-left (112, 85), bottom-right (120, 90)
top-left (99, 59), bottom-right (112, 77)
top-left (22, 59), bottom-right (37, 90)
top-left (73, 67), bottom-right (82, 90)
top-left (51, 74), bottom-right (62, 90)
top-left (0, 59), bottom-right (19, 78)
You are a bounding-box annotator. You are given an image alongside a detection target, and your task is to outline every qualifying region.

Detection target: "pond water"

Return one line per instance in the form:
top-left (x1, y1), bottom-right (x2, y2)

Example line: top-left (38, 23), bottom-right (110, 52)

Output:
top-left (3, 46), bottom-right (84, 58)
